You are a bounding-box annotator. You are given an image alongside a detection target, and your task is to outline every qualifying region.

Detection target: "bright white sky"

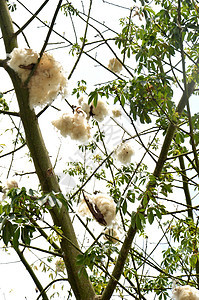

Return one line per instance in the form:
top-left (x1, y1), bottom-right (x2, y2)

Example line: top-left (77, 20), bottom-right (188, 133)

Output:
top-left (0, 1), bottom-right (198, 299)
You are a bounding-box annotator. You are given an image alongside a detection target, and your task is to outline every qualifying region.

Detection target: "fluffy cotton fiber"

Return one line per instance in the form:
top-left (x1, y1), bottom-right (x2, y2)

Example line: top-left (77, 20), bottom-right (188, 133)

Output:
top-left (93, 193), bottom-right (116, 226)
top-left (2, 179), bottom-right (18, 200)
top-left (108, 58), bottom-right (123, 74)
top-left (78, 97), bottom-right (109, 122)
top-left (78, 193), bottom-right (116, 226)
top-left (8, 48), bottom-right (67, 108)
top-left (173, 285), bottom-right (199, 300)
top-left (112, 108), bottom-right (122, 118)
top-left (52, 108), bottom-right (91, 142)
top-left (6, 179), bottom-right (18, 190)
top-left (115, 142), bottom-right (134, 164)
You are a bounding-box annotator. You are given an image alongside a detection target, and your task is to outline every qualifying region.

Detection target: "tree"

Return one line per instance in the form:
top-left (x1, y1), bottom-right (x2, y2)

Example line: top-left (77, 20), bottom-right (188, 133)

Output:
top-left (0, 0), bottom-right (199, 299)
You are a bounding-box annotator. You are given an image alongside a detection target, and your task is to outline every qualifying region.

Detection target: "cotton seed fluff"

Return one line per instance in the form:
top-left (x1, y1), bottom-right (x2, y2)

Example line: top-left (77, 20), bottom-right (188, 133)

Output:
top-left (78, 193), bottom-right (116, 226)
top-left (108, 58), bottom-right (123, 74)
top-left (78, 97), bottom-right (109, 122)
top-left (2, 179), bottom-right (18, 200)
top-left (6, 179), bottom-right (18, 190)
top-left (115, 142), bottom-right (134, 164)
top-left (8, 48), bottom-right (67, 108)
top-left (112, 108), bottom-right (122, 118)
top-left (173, 285), bottom-right (199, 300)
top-left (52, 108), bottom-right (91, 142)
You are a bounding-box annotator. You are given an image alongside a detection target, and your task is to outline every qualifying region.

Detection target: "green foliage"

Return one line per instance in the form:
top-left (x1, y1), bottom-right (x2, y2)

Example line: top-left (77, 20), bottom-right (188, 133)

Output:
top-left (72, 80), bottom-right (87, 98)
top-left (0, 187), bottom-right (58, 248)
top-left (61, 3), bottom-right (78, 16)
top-left (0, 92), bottom-right (9, 111)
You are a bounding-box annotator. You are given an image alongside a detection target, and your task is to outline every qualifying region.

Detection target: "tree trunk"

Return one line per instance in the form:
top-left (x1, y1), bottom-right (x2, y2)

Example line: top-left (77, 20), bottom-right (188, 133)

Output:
top-left (0, 1), bottom-right (95, 299)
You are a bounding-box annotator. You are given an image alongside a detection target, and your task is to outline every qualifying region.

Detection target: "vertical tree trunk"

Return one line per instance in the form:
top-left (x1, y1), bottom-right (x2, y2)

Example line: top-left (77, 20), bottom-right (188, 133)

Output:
top-left (0, 1), bottom-right (95, 299)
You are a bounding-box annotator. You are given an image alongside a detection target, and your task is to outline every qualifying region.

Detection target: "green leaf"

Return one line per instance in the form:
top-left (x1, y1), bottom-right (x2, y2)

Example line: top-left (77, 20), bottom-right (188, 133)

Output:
top-left (88, 90), bottom-right (98, 106)
top-left (12, 227), bottom-right (20, 250)
top-left (136, 214), bottom-right (142, 230)
top-left (190, 254), bottom-right (197, 268)
top-left (147, 210), bottom-right (154, 224)
top-left (154, 208), bottom-right (162, 219)
top-left (120, 94), bottom-right (125, 106)
top-left (2, 221), bottom-right (14, 246)
top-left (55, 193), bottom-right (69, 211)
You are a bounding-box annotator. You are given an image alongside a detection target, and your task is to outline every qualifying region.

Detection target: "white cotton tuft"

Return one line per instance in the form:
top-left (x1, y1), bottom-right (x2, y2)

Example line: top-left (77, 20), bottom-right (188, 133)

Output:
top-left (6, 179), bottom-right (18, 190)
top-left (104, 228), bottom-right (119, 243)
top-left (115, 142), bottom-right (134, 164)
top-left (93, 193), bottom-right (116, 226)
top-left (92, 99), bottom-right (109, 122)
top-left (52, 109), bottom-right (91, 142)
top-left (173, 285), bottom-right (199, 300)
top-left (78, 199), bottom-right (92, 217)
top-left (77, 193), bottom-right (116, 226)
top-left (1, 179), bottom-right (18, 201)
top-left (112, 108), bottom-right (122, 118)
top-left (108, 58), bottom-right (123, 73)
top-left (78, 97), bottom-right (109, 122)
top-left (8, 48), bottom-right (67, 108)
top-left (78, 97), bottom-right (90, 119)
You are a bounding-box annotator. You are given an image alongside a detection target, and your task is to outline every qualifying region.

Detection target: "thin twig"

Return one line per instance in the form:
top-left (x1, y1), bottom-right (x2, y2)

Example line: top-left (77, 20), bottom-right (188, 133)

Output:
top-left (68, 0), bottom-right (93, 79)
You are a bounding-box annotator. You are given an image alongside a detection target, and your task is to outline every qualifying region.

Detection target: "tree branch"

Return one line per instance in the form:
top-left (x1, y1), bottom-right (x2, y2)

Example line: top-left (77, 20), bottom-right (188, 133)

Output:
top-left (0, 110), bottom-right (19, 117)
top-left (0, 0), bottom-right (18, 53)
top-left (68, 0), bottom-right (93, 80)
top-left (101, 62), bottom-right (199, 300)
top-left (14, 0), bottom-right (50, 37)
top-left (14, 246), bottom-right (49, 300)
top-left (36, 278), bottom-right (68, 300)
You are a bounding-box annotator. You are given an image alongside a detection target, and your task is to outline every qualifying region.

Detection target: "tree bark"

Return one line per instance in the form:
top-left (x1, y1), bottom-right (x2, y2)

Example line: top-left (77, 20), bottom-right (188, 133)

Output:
top-left (0, 1), bottom-right (95, 299)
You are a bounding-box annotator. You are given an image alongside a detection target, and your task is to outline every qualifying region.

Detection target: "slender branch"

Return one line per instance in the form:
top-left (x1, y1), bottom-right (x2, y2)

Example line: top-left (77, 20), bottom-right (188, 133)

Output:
top-left (30, 219), bottom-right (61, 253)
top-left (0, 58), bottom-right (9, 67)
top-left (24, 0), bottom-right (64, 86)
top-left (18, 242), bottom-right (63, 257)
top-left (14, 0), bottom-right (50, 36)
top-left (15, 0), bottom-right (122, 79)
top-left (96, 123), bottom-right (116, 187)
top-left (69, 151), bottom-right (114, 200)
top-left (36, 278), bottom-right (68, 300)
top-left (12, 21), bottom-right (30, 48)
top-left (0, 143), bottom-right (26, 159)
top-left (68, 0), bottom-right (93, 79)
top-left (0, 110), bottom-right (19, 117)
top-left (178, 156), bottom-right (193, 218)
top-left (14, 246), bottom-right (49, 300)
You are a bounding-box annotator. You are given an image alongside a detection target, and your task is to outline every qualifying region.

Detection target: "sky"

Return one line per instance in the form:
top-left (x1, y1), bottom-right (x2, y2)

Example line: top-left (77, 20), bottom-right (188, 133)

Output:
top-left (0, 0), bottom-right (199, 299)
